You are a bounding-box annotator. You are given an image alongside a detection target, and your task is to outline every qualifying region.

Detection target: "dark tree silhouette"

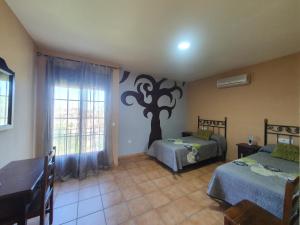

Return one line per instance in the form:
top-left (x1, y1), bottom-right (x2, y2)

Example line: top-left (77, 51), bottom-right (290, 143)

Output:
top-left (121, 73), bottom-right (183, 147)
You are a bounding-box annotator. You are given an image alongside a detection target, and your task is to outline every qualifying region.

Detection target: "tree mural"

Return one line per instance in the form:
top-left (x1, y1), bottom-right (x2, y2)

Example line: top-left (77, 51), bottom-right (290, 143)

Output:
top-left (121, 72), bottom-right (183, 147)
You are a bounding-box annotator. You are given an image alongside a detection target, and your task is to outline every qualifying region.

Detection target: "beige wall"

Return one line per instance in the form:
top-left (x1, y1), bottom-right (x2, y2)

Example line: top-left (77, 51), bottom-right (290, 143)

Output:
top-left (0, 1), bottom-right (36, 168)
top-left (187, 53), bottom-right (300, 160)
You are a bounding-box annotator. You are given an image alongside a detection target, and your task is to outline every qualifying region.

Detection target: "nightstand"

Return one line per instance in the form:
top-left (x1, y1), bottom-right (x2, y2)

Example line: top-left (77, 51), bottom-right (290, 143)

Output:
top-left (182, 131), bottom-right (193, 137)
top-left (236, 143), bottom-right (261, 159)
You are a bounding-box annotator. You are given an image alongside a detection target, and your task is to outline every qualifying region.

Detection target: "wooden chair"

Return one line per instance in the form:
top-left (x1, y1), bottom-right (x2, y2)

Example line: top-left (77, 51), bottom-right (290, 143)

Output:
top-left (0, 148), bottom-right (56, 225)
top-left (27, 147), bottom-right (56, 225)
top-left (224, 177), bottom-right (299, 225)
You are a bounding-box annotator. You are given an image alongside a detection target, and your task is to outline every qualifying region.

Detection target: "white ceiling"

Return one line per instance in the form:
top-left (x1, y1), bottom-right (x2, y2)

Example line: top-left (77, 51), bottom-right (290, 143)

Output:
top-left (6, 0), bottom-right (300, 81)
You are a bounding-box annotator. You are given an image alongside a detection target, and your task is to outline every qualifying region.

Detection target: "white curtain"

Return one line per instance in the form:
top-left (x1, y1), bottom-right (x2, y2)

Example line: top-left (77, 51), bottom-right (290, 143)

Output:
top-left (41, 56), bottom-right (113, 180)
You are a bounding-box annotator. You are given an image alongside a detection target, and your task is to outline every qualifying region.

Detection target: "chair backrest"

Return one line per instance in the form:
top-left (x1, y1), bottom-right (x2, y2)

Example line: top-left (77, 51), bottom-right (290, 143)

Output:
top-left (282, 176), bottom-right (299, 225)
top-left (40, 147), bottom-right (56, 209)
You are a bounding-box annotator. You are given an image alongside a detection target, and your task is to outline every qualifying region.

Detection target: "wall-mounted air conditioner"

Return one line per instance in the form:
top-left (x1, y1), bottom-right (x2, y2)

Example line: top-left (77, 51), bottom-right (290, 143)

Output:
top-left (217, 74), bottom-right (250, 88)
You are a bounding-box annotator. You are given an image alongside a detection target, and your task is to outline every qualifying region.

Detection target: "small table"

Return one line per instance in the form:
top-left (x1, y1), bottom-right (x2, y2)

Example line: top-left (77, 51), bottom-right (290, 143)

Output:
top-left (236, 143), bottom-right (261, 158)
top-left (182, 131), bottom-right (193, 137)
top-left (0, 158), bottom-right (44, 225)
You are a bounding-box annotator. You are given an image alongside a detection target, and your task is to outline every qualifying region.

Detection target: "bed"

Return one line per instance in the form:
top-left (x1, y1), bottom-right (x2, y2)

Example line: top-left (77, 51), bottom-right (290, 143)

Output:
top-left (207, 119), bottom-right (299, 219)
top-left (147, 116), bottom-right (227, 172)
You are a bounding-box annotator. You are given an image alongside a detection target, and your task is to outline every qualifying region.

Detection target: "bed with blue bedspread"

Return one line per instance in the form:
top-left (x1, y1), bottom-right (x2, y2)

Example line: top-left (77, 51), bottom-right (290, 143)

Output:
top-left (208, 148), bottom-right (298, 219)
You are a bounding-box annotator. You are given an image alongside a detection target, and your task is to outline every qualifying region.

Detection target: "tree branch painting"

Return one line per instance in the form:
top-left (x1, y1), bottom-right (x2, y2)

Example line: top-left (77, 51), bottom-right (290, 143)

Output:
top-left (121, 72), bottom-right (183, 147)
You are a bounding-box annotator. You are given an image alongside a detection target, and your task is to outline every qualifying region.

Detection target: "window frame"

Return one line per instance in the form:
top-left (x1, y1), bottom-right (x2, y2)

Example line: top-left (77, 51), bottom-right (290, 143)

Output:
top-left (52, 85), bottom-right (105, 156)
top-left (0, 62), bottom-right (15, 131)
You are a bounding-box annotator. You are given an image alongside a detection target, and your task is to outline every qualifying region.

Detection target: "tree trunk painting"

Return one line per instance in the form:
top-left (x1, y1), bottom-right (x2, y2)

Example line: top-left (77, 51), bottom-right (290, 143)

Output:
top-left (121, 72), bottom-right (183, 147)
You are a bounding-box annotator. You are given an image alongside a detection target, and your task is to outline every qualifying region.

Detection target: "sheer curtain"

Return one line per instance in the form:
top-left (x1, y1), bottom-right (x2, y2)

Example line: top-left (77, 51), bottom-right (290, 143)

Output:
top-left (43, 56), bottom-right (113, 180)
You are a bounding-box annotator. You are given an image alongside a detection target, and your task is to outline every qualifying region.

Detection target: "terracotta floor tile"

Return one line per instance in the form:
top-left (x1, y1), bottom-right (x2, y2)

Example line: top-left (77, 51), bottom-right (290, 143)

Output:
top-left (134, 210), bottom-right (165, 225)
top-left (121, 185), bottom-right (143, 200)
top-left (79, 185), bottom-right (100, 201)
top-left (77, 196), bottom-right (103, 218)
top-left (179, 219), bottom-right (200, 225)
top-left (100, 180), bottom-right (119, 194)
top-left (137, 180), bottom-right (158, 194)
top-left (53, 203), bottom-right (77, 225)
top-left (58, 179), bottom-right (79, 193)
top-left (52, 159), bottom-right (226, 225)
top-left (145, 191), bottom-right (170, 208)
top-left (157, 203), bottom-right (186, 225)
top-left (173, 197), bottom-right (202, 217)
top-left (54, 191), bottom-right (78, 208)
top-left (136, 160), bottom-right (152, 167)
top-left (145, 170), bottom-right (162, 180)
top-left (102, 190), bottom-right (124, 208)
top-left (187, 190), bottom-right (208, 203)
top-left (79, 176), bottom-right (98, 189)
top-left (104, 202), bottom-right (131, 225)
top-left (113, 171), bottom-right (130, 179)
top-left (141, 165), bottom-right (155, 173)
top-left (131, 174), bottom-right (149, 184)
top-left (161, 185), bottom-right (185, 200)
top-left (199, 173), bottom-right (213, 184)
top-left (157, 168), bottom-right (172, 177)
top-left (127, 168), bottom-right (144, 176)
top-left (189, 178), bottom-right (206, 189)
top-left (77, 211), bottom-right (106, 225)
top-left (98, 173), bottom-right (115, 184)
top-left (127, 196), bottom-right (152, 217)
top-left (187, 208), bottom-right (224, 225)
top-left (124, 162), bottom-right (138, 169)
top-left (175, 182), bottom-right (198, 194)
top-left (152, 177), bottom-right (173, 189)
top-left (121, 220), bottom-right (136, 225)
top-left (116, 176), bottom-right (135, 189)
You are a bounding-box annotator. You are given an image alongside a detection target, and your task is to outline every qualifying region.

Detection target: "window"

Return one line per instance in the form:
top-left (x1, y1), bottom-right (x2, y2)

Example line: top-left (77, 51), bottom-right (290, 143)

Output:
top-left (53, 85), bottom-right (105, 156)
top-left (0, 69), bottom-right (14, 128)
top-left (0, 74), bottom-right (10, 125)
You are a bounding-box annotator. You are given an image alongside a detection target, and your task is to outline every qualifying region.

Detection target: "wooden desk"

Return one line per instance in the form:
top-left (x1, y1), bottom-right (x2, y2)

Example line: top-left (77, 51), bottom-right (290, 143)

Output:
top-left (0, 158), bottom-right (44, 225)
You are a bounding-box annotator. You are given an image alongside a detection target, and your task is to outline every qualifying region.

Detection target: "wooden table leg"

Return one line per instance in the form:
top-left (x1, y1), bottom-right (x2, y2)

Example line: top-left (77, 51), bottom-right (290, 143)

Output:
top-left (18, 198), bottom-right (28, 225)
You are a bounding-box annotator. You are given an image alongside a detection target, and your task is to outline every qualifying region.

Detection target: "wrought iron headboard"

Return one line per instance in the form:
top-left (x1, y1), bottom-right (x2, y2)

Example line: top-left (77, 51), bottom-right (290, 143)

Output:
top-left (198, 116), bottom-right (227, 139)
top-left (264, 119), bottom-right (300, 145)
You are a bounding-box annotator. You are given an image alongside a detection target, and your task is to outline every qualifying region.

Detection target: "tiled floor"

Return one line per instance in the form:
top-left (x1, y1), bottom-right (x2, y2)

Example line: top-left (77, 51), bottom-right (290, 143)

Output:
top-left (30, 155), bottom-right (228, 225)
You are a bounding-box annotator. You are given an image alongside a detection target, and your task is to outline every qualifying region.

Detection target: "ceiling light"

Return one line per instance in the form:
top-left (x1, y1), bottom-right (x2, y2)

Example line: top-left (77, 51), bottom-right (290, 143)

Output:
top-left (178, 41), bottom-right (190, 50)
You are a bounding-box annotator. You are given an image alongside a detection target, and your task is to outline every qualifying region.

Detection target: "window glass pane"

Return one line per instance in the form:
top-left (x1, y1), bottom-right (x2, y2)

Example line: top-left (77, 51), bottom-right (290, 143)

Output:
top-left (54, 100), bottom-right (68, 118)
top-left (93, 118), bottom-right (105, 134)
top-left (53, 85), bottom-right (105, 155)
top-left (96, 134), bottom-right (104, 151)
top-left (94, 102), bottom-right (104, 118)
top-left (68, 88), bottom-right (80, 101)
top-left (68, 100), bottom-right (80, 119)
top-left (67, 135), bottom-right (80, 154)
top-left (85, 101), bottom-right (94, 118)
top-left (54, 86), bottom-right (68, 99)
top-left (53, 119), bottom-right (67, 137)
top-left (67, 119), bottom-right (80, 135)
top-left (94, 90), bottom-right (105, 101)
top-left (83, 119), bottom-right (94, 135)
top-left (53, 137), bottom-right (64, 155)
top-left (0, 74), bottom-right (9, 96)
top-left (0, 74), bottom-right (10, 126)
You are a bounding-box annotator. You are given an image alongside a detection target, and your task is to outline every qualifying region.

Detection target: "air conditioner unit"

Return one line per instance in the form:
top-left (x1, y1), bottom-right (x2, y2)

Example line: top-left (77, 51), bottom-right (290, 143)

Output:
top-left (217, 74), bottom-right (250, 88)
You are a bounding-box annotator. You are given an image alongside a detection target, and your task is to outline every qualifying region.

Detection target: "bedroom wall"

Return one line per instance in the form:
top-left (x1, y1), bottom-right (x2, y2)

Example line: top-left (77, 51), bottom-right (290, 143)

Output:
top-left (0, 1), bottom-right (36, 168)
top-left (119, 71), bottom-right (187, 156)
top-left (187, 53), bottom-right (300, 160)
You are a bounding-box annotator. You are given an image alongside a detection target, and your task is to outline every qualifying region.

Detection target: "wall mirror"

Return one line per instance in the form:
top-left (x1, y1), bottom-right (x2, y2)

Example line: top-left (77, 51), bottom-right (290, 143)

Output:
top-left (0, 57), bottom-right (15, 130)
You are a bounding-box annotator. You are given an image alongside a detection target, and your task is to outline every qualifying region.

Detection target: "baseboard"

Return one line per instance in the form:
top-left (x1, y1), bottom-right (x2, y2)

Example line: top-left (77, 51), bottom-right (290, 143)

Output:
top-left (118, 152), bottom-right (147, 160)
